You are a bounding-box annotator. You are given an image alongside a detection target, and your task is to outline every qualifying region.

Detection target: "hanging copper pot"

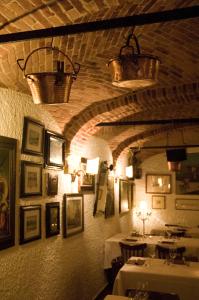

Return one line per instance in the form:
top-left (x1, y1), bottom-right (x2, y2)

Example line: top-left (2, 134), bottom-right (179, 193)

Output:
top-left (107, 33), bottom-right (160, 89)
top-left (17, 46), bottom-right (80, 104)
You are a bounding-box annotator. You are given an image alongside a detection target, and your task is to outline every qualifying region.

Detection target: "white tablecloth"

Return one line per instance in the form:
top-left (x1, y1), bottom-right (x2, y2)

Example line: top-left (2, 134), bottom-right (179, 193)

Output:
top-left (113, 258), bottom-right (199, 300)
top-left (104, 233), bottom-right (199, 269)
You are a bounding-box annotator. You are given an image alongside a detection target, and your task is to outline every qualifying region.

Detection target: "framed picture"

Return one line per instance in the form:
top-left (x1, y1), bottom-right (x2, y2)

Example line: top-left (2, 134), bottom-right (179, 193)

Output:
top-left (152, 195), bottom-right (166, 209)
top-left (22, 117), bottom-right (44, 156)
top-left (46, 202), bottom-right (60, 237)
top-left (176, 153), bottom-right (199, 195)
top-left (128, 181), bottom-right (134, 208)
top-left (47, 173), bottom-right (58, 196)
top-left (105, 176), bottom-right (115, 218)
top-left (20, 161), bottom-right (42, 197)
top-left (45, 130), bottom-right (65, 169)
top-left (146, 174), bottom-right (171, 194)
top-left (20, 205), bottom-right (41, 244)
top-left (93, 161), bottom-right (108, 215)
top-left (175, 199), bottom-right (199, 211)
top-left (0, 135), bottom-right (16, 250)
top-left (63, 193), bottom-right (84, 237)
top-left (80, 158), bottom-right (95, 193)
top-left (119, 179), bottom-right (130, 214)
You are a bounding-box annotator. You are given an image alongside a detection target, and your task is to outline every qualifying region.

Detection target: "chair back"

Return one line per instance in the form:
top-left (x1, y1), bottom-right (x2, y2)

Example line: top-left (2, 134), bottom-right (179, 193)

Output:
top-left (156, 244), bottom-right (186, 259)
top-left (119, 242), bottom-right (147, 262)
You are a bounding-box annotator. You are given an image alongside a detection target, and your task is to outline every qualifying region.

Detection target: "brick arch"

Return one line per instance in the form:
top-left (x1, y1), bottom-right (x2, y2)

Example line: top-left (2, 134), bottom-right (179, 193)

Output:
top-left (112, 124), bottom-right (199, 164)
top-left (64, 82), bottom-right (199, 151)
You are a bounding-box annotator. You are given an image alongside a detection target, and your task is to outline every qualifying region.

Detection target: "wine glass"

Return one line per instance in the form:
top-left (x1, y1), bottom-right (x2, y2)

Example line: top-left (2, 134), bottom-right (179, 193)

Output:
top-left (169, 248), bottom-right (177, 263)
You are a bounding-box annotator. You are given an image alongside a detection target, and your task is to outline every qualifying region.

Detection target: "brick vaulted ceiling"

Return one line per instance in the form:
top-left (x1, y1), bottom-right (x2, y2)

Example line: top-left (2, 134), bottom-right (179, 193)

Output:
top-left (0, 0), bottom-right (199, 161)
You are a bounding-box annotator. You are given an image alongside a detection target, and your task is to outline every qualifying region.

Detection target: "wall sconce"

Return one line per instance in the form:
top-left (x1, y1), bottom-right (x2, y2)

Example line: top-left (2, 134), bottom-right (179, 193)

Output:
top-left (64, 155), bottom-right (100, 182)
top-left (126, 165), bottom-right (133, 179)
top-left (86, 157), bottom-right (100, 175)
top-left (136, 200), bottom-right (151, 236)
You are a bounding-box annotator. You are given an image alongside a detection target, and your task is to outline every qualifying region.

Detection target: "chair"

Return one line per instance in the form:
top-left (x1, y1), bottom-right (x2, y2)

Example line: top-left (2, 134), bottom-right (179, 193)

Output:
top-left (119, 242), bottom-right (147, 262)
top-left (155, 244), bottom-right (186, 259)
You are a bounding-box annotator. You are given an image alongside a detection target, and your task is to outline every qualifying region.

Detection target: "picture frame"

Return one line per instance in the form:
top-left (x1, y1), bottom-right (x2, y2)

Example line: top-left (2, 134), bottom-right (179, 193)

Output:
top-left (80, 158), bottom-right (95, 193)
top-left (176, 153), bottom-right (199, 195)
top-left (47, 173), bottom-right (58, 196)
top-left (45, 130), bottom-right (65, 169)
top-left (63, 193), bottom-right (84, 237)
top-left (152, 195), bottom-right (166, 209)
top-left (175, 198), bottom-right (199, 211)
top-left (146, 174), bottom-right (172, 194)
top-left (20, 161), bottom-right (43, 197)
top-left (46, 202), bottom-right (60, 238)
top-left (20, 205), bottom-right (41, 244)
top-left (93, 161), bottom-right (108, 215)
top-left (22, 117), bottom-right (45, 156)
top-left (119, 179), bottom-right (130, 214)
top-left (128, 180), bottom-right (134, 208)
top-left (105, 176), bottom-right (115, 218)
top-left (0, 135), bottom-right (16, 250)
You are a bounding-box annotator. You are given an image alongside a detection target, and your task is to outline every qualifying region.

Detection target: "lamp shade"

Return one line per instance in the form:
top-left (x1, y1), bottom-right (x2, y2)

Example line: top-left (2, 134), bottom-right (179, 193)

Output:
top-left (166, 148), bottom-right (187, 172)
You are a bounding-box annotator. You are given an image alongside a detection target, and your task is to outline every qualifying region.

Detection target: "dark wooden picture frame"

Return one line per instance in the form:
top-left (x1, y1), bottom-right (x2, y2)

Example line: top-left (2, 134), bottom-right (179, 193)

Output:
top-left (128, 180), bottom-right (134, 209)
top-left (20, 205), bottom-right (41, 244)
top-left (47, 173), bottom-right (58, 196)
top-left (119, 179), bottom-right (130, 214)
top-left (22, 117), bottom-right (45, 156)
top-left (0, 136), bottom-right (16, 250)
top-left (146, 174), bottom-right (172, 194)
top-left (63, 193), bottom-right (84, 238)
top-left (20, 161), bottom-right (43, 197)
top-left (45, 130), bottom-right (65, 169)
top-left (80, 157), bottom-right (95, 193)
top-left (105, 176), bottom-right (115, 218)
top-left (46, 202), bottom-right (60, 238)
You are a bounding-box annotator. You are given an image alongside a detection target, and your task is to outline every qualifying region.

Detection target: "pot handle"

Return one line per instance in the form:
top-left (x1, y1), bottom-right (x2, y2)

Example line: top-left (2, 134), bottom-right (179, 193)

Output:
top-left (119, 33), bottom-right (141, 56)
top-left (17, 46), bottom-right (80, 77)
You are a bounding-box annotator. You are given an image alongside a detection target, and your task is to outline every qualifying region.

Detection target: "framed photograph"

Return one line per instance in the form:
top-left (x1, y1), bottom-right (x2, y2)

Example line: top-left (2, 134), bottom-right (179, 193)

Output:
top-left (105, 176), bottom-right (115, 218)
top-left (146, 174), bottom-right (171, 194)
top-left (47, 173), bottom-right (58, 196)
top-left (175, 199), bottom-right (199, 211)
top-left (46, 202), bottom-right (60, 237)
top-left (119, 179), bottom-right (130, 214)
top-left (128, 181), bottom-right (134, 208)
top-left (93, 161), bottom-right (108, 215)
top-left (20, 161), bottom-right (42, 197)
top-left (0, 135), bottom-right (16, 250)
top-left (22, 117), bottom-right (44, 156)
top-left (80, 158), bottom-right (95, 193)
top-left (176, 153), bottom-right (199, 195)
top-left (63, 193), bottom-right (84, 237)
top-left (20, 205), bottom-right (41, 244)
top-left (152, 195), bottom-right (166, 209)
top-left (45, 130), bottom-right (65, 169)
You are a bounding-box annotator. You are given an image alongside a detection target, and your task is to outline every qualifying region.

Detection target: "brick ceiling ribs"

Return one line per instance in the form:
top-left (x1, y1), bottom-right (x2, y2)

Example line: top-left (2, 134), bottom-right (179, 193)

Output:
top-left (0, 0), bottom-right (198, 160)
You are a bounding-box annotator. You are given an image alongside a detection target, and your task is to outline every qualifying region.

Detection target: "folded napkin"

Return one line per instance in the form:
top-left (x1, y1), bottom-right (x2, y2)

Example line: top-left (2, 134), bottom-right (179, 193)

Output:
top-left (160, 240), bottom-right (175, 244)
top-left (124, 238), bottom-right (138, 242)
top-left (126, 259), bottom-right (145, 266)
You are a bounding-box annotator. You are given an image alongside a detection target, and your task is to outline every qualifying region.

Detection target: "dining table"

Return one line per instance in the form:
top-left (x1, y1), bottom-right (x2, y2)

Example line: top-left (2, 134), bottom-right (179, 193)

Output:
top-left (112, 257), bottom-right (199, 300)
top-left (104, 233), bottom-right (199, 269)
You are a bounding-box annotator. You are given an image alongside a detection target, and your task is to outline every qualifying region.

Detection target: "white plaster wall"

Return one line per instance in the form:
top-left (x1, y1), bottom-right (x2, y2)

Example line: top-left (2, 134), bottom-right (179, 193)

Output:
top-left (133, 149), bottom-right (199, 235)
top-left (0, 88), bottom-right (131, 300)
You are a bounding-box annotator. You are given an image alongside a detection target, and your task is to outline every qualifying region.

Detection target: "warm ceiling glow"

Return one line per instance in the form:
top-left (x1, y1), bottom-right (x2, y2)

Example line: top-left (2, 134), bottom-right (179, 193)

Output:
top-left (126, 165), bottom-right (133, 178)
top-left (86, 157), bottom-right (99, 175)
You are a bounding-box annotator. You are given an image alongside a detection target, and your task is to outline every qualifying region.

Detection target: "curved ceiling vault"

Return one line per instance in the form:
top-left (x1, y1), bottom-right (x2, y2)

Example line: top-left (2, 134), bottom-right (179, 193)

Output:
top-left (0, 0), bottom-right (199, 161)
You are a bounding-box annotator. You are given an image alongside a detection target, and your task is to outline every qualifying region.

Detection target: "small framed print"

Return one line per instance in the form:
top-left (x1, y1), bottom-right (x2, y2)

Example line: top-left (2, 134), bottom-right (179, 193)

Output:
top-left (80, 158), bottom-right (95, 193)
top-left (22, 117), bottom-right (44, 156)
top-left (63, 193), bottom-right (84, 238)
top-left (20, 205), bottom-right (41, 244)
top-left (45, 130), bottom-right (65, 169)
top-left (46, 202), bottom-right (60, 238)
top-left (146, 174), bottom-right (171, 194)
top-left (119, 179), bottom-right (130, 214)
top-left (20, 161), bottom-right (42, 197)
top-left (152, 195), bottom-right (166, 209)
top-left (47, 173), bottom-right (58, 196)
